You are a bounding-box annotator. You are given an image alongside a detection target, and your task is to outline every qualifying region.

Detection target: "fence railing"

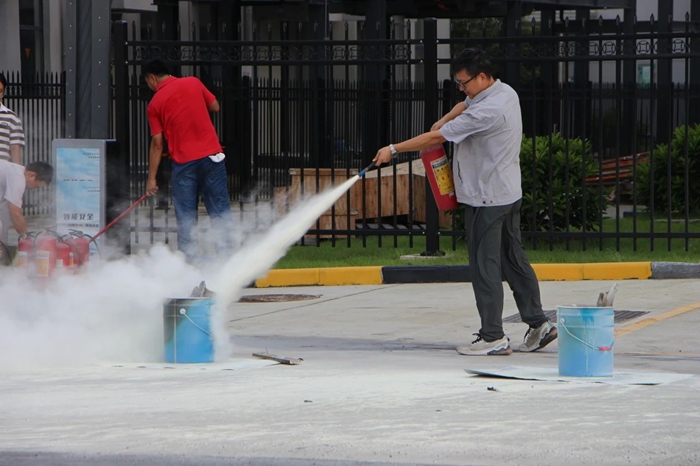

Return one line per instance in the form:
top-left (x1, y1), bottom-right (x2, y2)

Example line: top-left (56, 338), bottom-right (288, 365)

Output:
top-left (1, 71), bottom-right (65, 216)
top-left (112, 14), bottom-right (700, 252)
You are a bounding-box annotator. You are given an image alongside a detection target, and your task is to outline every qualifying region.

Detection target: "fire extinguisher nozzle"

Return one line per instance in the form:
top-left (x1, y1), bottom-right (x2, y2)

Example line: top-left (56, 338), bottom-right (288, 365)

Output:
top-left (358, 162), bottom-right (376, 177)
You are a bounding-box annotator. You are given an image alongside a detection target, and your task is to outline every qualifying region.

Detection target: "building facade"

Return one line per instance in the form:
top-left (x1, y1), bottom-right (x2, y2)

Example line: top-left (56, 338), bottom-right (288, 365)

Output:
top-left (0, 0), bottom-right (158, 75)
top-left (2, 0), bottom-right (696, 77)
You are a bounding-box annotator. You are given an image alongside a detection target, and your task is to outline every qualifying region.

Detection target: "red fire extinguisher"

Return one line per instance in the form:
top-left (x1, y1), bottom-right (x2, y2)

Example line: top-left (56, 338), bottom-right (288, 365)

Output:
top-left (34, 231), bottom-right (59, 277)
top-left (420, 145), bottom-right (459, 211)
top-left (56, 238), bottom-right (75, 270)
top-left (68, 230), bottom-right (91, 267)
top-left (17, 232), bottom-right (35, 269)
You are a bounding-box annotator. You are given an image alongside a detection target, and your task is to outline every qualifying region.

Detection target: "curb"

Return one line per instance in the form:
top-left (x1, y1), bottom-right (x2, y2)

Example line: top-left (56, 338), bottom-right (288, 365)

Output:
top-left (253, 262), bottom-right (700, 287)
top-left (651, 262), bottom-right (700, 280)
top-left (255, 266), bottom-right (384, 288)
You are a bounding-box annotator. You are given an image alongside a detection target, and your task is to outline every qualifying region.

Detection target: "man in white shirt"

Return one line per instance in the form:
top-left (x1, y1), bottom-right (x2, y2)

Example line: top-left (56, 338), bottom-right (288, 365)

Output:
top-left (0, 73), bottom-right (25, 164)
top-left (0, 160), bottom-right (53, 263)
top-left (373, 48), bottom-right (556, 356)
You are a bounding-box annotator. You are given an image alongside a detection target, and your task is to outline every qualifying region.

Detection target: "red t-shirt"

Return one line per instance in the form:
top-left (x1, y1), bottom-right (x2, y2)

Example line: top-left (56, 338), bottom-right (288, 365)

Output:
top-left (147, 76), bottom-right (222, 164)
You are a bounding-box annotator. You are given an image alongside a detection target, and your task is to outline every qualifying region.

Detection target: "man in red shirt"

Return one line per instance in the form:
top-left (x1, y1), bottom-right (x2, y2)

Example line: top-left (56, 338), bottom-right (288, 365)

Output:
top-left (143, 60), bottom-right (232, 262)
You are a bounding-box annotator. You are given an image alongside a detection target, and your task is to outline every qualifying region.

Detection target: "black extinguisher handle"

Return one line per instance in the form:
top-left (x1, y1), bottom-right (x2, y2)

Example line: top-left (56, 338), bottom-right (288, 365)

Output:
top-left (358, 162), bottom-right (376, 177)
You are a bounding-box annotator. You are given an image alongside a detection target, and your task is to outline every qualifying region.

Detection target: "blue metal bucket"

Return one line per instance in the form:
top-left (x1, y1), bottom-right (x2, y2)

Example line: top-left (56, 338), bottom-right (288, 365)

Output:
top-left (163, 298), bottom-right (214, 363)
top-left (557, 305), bottom-right (614, 377)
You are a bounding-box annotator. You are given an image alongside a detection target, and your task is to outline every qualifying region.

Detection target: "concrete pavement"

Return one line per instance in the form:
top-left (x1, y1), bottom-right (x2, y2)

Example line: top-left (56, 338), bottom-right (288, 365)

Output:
top-left (1, 279), bottom-right (700, 465)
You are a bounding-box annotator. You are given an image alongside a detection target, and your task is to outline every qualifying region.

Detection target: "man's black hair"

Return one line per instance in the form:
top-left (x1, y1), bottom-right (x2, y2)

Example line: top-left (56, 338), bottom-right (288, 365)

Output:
top-left (142, 60), bottom-right (170, 78)
top-left (0, 73), bottom-right (7, 89)
top-left (26, 161), bottom-right (54, 185)
top-left (451, 48), bottom-right (496, 79)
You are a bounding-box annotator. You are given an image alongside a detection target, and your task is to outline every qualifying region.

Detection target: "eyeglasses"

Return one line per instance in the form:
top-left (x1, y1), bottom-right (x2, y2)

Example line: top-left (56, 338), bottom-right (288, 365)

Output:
top-left (455, 75), bottom-right (477, 89)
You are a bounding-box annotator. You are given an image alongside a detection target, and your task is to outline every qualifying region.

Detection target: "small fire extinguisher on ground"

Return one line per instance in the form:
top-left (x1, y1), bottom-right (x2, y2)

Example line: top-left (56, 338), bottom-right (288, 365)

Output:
top-left (34, 231), bottom-right (59, 277)
top-left (420, 145), bottom-right (459, 211)
top-left (56, 236), bottom-right (76, 270)
top-left (68, 230), bottom-right (92, 266)
top-left (17, 232), bottom-right (35, 269)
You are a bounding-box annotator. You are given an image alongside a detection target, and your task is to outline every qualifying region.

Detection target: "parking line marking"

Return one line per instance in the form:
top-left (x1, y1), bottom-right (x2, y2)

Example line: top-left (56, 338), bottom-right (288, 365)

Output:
top-left (616, 302), bottom-right (700, 337)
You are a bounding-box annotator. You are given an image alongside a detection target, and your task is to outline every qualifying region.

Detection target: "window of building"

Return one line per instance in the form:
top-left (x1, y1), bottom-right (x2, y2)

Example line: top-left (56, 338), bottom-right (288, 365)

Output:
top-left (19, 0), bottom-right (43, 76)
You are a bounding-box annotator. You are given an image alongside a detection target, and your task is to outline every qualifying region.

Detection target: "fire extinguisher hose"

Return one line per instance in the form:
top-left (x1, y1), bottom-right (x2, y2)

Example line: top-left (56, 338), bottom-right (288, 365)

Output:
top-left (89, 193), bottom-right (149, 244)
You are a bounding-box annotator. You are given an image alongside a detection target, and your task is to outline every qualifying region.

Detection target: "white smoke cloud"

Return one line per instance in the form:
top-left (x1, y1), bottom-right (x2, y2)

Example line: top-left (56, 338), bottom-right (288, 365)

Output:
top-left (0, 245), bottom-right (202, 368)
top-left (0, 176), bottom-right (359, 368)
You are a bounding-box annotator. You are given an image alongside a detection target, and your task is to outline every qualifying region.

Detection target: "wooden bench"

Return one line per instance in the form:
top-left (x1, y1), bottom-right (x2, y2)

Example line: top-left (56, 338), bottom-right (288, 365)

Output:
top-left (584, 152), bottom-right (649, 186)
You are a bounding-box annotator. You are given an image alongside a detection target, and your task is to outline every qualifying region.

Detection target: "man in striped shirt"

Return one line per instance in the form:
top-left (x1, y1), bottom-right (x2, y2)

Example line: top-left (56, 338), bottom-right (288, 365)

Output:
top-left (0, 73), bottom-right (25, 164)
top-left (0, 160), bottom-right (53, 264)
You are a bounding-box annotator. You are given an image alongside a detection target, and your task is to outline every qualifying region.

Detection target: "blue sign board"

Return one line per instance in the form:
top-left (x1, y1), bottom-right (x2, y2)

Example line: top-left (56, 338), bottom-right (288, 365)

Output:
top-left (52, 139), bottom-right (106, 241)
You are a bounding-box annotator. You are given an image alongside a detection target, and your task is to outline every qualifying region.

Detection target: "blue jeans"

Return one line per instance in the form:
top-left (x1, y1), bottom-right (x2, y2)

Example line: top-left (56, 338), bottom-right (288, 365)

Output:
top-left (171, 156), bottom-right (233, 261)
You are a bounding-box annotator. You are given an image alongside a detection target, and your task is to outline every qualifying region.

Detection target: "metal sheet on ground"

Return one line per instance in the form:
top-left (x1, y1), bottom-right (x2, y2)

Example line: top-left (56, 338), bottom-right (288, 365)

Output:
top-left (502, 309), bottom-right (648, 324)
top-left (465, 366), bottom-right (694, 386)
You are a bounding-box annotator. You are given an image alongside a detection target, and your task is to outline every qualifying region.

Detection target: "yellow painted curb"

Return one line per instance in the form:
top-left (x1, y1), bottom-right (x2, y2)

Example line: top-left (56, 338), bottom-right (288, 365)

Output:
top-left (582, 262), bottom-right (651, 280)
top-left (255, 269), bottom-right (320, 288)
top-left (616, 301), bottom-right (700, 337)
top-left (533, 262), bottom-right (652, 281)
top-left (256, 262), bottom-right (653, 287)
top-left (319, 266), bottom-right (383, 286)
top-left (255, 267), bottom-right (383, 287)
top-left (533, 264), bottom-right (584, 281)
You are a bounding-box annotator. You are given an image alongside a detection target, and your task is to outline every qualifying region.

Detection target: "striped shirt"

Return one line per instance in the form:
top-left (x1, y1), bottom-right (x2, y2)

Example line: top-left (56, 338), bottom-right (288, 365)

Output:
top-left (0, 103), bottom-right (25, 161)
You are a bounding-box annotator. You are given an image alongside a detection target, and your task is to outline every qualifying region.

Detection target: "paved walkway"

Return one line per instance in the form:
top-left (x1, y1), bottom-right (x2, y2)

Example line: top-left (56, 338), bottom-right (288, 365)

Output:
top-left (1, 279), bottom-right (699, 465)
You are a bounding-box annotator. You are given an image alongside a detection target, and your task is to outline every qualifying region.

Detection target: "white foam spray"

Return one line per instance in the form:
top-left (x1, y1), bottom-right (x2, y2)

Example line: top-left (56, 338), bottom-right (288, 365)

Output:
top-left (0, 175), bottom-right (362, 367)
top-left (206, 175), bottom-right (362, 359)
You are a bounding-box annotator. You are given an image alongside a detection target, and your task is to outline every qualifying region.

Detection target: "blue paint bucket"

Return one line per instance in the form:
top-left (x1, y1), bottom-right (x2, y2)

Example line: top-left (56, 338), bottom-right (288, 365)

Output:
top-left (163, 298), bottom-right (214, 363)
top-left (557, 305), bottom-right (615, 377)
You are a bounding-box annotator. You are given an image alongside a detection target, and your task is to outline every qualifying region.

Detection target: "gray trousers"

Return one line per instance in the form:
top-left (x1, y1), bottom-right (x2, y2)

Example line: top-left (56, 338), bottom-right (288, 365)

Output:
top-left (464, 199), bottom-right (547, 341)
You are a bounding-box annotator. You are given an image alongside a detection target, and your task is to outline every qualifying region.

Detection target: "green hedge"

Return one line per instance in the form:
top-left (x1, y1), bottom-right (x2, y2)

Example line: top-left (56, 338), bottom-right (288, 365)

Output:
top-left (451, 133), bottom-right (608, 234)
top-left (520, 133), bottom-right (608, 232)
top-left (637, 124), bottom-right (700, 215)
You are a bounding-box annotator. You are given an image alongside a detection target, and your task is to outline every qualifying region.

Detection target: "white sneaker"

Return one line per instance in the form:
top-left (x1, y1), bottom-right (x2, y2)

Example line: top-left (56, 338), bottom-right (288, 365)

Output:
top-left (456, 334), bottom-right (512, 356)
top-left (518, 321), bottom-right (558, 352)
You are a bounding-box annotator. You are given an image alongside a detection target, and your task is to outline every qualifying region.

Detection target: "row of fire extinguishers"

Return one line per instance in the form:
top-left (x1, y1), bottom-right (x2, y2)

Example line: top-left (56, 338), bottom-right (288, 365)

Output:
top-left (17, 229), bottom-right (94, 277)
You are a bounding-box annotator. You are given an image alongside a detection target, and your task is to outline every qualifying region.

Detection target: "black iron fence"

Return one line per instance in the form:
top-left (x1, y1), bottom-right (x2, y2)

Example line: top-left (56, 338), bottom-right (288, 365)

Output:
top-left (1, 71), bottom-right (65, 216)
top-left (112, 13), bottom-right (700, 252)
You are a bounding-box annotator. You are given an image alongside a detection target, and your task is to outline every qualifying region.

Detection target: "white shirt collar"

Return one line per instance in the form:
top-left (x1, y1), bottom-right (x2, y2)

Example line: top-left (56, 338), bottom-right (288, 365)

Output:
top-left (465, 79), bottom-right (502, 106)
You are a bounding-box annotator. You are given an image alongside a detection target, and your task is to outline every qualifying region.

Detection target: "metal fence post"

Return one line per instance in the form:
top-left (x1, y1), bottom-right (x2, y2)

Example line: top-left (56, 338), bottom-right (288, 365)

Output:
top-left (64, 0), bottom-right (77, 138)
top-left (90, 0), bottom-right (110, 139)
top-left (113, 21), bottom-right (129, 186)
top-left (692, 0), bottom-right (700, 127)
top-left (622, 5), bottom-right (637, 157)
top-left (504, 2), bottom-right (522, 91)
top-left (574, 10), bottom-right (590, 142)
top-left (111, 20), bottom-right (131, 255)
top-left (422, 17), bottom-right (441, 256)
top-left (656, 1), bottom-right (674, 144)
